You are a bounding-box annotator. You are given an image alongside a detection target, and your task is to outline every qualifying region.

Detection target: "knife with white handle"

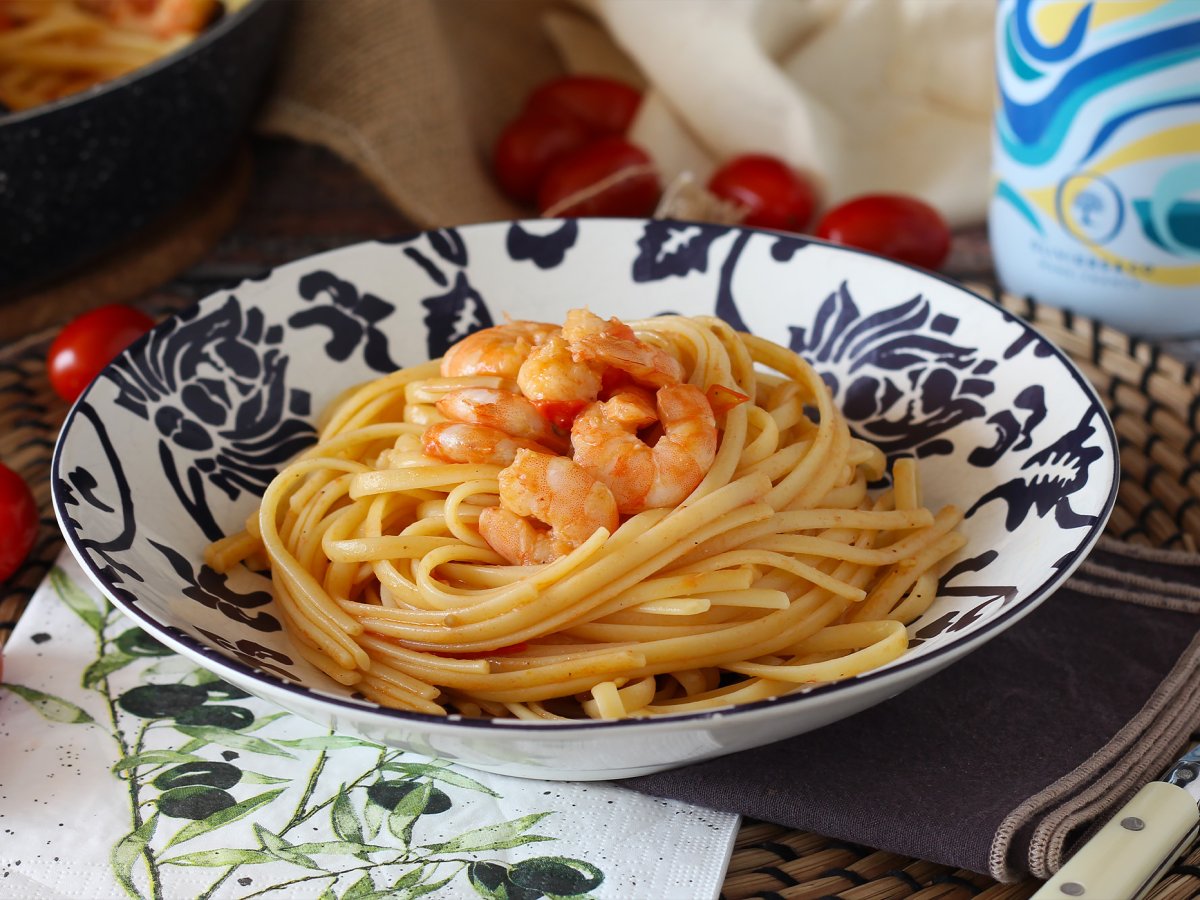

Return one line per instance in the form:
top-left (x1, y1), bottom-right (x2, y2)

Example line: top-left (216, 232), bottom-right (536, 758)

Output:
top-left (1033, 746), bottom-right (1200, 899)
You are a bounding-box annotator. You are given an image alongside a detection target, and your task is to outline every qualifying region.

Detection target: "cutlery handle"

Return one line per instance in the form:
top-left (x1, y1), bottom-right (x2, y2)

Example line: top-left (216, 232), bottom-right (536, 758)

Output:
top-left (1034, 782), bottom-right (1199, 900)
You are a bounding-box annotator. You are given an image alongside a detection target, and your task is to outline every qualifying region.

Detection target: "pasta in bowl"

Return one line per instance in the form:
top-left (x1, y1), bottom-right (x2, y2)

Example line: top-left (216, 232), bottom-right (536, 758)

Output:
top-left (53, 219), bottom-right (1117, 779)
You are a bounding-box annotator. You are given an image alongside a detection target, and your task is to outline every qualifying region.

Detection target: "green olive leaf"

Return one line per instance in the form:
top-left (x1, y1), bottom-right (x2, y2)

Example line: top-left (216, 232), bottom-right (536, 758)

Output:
top-left (253, 823), bottom-right (292, 853)
top-left (172, 725), bottom-right (296, 759)
top-left (253, 823), bottom-right (322, 870)
top-left (382, 762), bottom-right (500, 797)
top-left (332, 785), bottom-right (364, 844)
top-left (238, 770), bottom-right (291, 785)
top-left (276, 735), bottom-right (386, 751)
top-left (83, 651), bottom-right (137, 688)
top-left (50, 566), bottom-right (106, 632)
top-left (176, 738), bottom-right (209, 755)
top-left (160, 848), bottom-right (278, 867)
top-left (341, 874), bottom-right (377, 900)
top-left (387, 781), bottom-right (433, 847)
top-left (423, 813), bottom-right (554, 854)
top-left (363, 788), bottom-right (386, 842)
top-left (389, 866), bottom-right (428, 891)
top-left (110, 812), bottom-right (157, 898)
top-left (2, 683), bottom-right (95, 724)
top-left (112, 750), bottom-right (204, 774)
top-left (164, 788), bottom-right (285, 849)
top-left (400, 869), bottom-right (459, 899)
top-left (245, 711), bottom-right (290, 733)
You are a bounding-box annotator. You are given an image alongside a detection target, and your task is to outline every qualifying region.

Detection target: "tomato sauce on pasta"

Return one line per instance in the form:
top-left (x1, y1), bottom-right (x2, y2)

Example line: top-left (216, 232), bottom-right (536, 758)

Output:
top-left (207, 311), bottom-right (965, 720)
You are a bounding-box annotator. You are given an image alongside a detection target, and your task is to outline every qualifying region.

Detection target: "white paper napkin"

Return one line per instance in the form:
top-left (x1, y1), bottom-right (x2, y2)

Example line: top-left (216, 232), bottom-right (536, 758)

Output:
top-left (557, 0), bottom-right (995, 226)
top-left (0, 552), bottom-right (738, 900)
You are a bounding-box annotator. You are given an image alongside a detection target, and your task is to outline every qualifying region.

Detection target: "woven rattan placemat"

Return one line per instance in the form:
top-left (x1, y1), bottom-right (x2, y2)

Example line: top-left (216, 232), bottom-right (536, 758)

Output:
top-left (4, 283), bottom-right (1200, 899)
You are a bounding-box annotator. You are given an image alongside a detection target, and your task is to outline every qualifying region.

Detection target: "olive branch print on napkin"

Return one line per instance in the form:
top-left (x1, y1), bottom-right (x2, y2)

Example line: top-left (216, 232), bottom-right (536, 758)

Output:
top-left (0, 556), bottom-right (737, 900)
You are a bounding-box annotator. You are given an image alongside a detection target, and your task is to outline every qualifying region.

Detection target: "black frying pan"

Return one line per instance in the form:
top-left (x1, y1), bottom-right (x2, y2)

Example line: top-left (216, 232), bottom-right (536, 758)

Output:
top-left (0, 0), bottom-right (290, 295)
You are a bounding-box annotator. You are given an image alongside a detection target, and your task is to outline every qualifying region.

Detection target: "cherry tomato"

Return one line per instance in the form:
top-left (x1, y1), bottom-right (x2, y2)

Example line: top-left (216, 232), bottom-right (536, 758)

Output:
top-left (492, 111), bottom-right (594, 205)
top-left (524, 76), bottom-right (642, 136)
top-left (707, 154), bottom-right (817, 233)
top-left (47, 304), bottom-right (155, 403)
top-left (815, 194), bottom-right (951, 270)
top-left (0, 461), bottom-right (37, 584)
top-left (537, 136), bottom-right (660, 218)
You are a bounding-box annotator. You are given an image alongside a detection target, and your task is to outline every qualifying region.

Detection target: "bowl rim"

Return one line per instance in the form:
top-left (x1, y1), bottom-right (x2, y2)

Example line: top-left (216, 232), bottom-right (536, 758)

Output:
top-left (51, 218), bottom-right (1121, 734)
top-left (0, 0), bottom-right (272, 127)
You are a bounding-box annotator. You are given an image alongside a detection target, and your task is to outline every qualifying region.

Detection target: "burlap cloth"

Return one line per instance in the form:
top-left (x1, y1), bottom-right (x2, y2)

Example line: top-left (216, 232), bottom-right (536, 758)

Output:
top-left (252, 1), bottom-right (1200, 884)
top-left (257, 0), bottom-right (582, 228)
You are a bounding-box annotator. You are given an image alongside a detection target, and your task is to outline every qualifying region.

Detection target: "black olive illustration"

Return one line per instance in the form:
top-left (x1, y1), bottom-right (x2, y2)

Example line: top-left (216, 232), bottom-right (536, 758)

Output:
top-left (174, 705), bottom-right (254, 730)
top-left (510, 857), bottom-right (603, 896)
top-left (153, 761), bottom-right (242, 791)
top-left (114, 628), bottom-right (173, 657)
top-left (203, 680), bottom-right (252, 700)
top-left (466, 861), bottom-right (542, 900)
top-left (157, 785), bottom-right (236, 820)
top-left (366, 780), bottom-right (452, 814)
top-left (118, 684), bottom-right (208, 718)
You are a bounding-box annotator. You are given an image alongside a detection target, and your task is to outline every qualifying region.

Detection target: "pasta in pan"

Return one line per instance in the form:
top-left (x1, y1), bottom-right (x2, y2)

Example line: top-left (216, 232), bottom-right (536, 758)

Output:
top-left (207, 310), bottom-right (965, 720)
top-left (0, 0), bottom-right (231, 113)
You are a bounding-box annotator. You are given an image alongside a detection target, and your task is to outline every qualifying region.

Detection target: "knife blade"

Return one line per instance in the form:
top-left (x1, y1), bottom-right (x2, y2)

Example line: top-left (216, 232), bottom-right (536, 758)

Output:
top-left (1033, 745), bottom-right (1200, 900)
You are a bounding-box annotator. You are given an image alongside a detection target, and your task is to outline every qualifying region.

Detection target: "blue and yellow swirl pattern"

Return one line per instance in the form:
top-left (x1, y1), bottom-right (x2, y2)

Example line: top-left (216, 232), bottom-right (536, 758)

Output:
top-left (991, 0), bottom-right (1200, 311)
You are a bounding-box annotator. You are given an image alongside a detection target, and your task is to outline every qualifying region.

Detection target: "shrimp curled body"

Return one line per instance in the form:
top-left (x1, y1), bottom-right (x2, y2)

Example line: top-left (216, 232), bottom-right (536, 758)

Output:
top-left (572, 384), bottom-right (717, 514)
top-left (435, 387), bottom-right (567, 453)
top-left (478, 449), bottom-right (619, 565)
top-left (421, 423), bottom-right (551, 466)
top-left (562, 308), bottom-right (685, 388)
top-left (440, 321), bottom-right (559, 380)
top-left (516, 334), bottom-right (604, 429)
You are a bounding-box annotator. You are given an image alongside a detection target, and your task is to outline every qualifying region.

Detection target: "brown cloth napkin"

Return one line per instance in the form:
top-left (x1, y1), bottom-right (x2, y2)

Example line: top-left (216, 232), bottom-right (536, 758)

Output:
top-left (623, 537), bottom-right (1200, 882)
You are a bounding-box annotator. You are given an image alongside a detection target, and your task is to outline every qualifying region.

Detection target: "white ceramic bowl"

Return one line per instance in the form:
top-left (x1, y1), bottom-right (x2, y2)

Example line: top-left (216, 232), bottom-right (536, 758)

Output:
top-left (53, 219), bottom-right (1118, 780)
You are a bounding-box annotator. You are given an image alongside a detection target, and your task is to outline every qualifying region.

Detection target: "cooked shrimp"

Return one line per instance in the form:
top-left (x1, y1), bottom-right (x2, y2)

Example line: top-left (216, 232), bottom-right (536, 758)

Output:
top-left (436, 387), bottom-right (568, 453)
top-left (421, 423), bottom-right (553, 466)
top-left (572, 384), bottom-right (718, 513)
top-left (562, 308), bottom-right (685, 388)
top-left (440, 321), bottom-right (559, 380)
top-left (478, 449), bottom-right (619, 565)
top-left (517, 334), bottom-right (605, 430)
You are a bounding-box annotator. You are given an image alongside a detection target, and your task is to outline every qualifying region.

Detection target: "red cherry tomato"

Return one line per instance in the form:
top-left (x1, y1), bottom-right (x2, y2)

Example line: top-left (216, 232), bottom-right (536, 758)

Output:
top-left (492, 111), bottom-right (593, 205)
top-left (524, 76), bottom-right (642, 136)
top-left (537, 136), bottom-right (660, 218)
top-left (707, 154), bottom-right (817, 233)
top-left (0, 461), bottom-right (37, 583)
top-left (815, 194), bottom-right (951, 270)
top-left (47, 304), bottom-right (155, 403)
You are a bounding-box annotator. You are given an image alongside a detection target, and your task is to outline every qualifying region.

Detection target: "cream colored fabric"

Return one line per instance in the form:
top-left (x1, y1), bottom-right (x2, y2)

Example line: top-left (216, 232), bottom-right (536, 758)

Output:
top-left (578, 0), bottom-right (995, 226)
top-left (257, 0), bottom-right (994, 230)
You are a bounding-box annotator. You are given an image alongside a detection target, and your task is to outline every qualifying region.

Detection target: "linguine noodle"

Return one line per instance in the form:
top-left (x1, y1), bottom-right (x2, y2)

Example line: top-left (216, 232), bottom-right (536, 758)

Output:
top-left (207, 313), bottom-right (965, 720)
